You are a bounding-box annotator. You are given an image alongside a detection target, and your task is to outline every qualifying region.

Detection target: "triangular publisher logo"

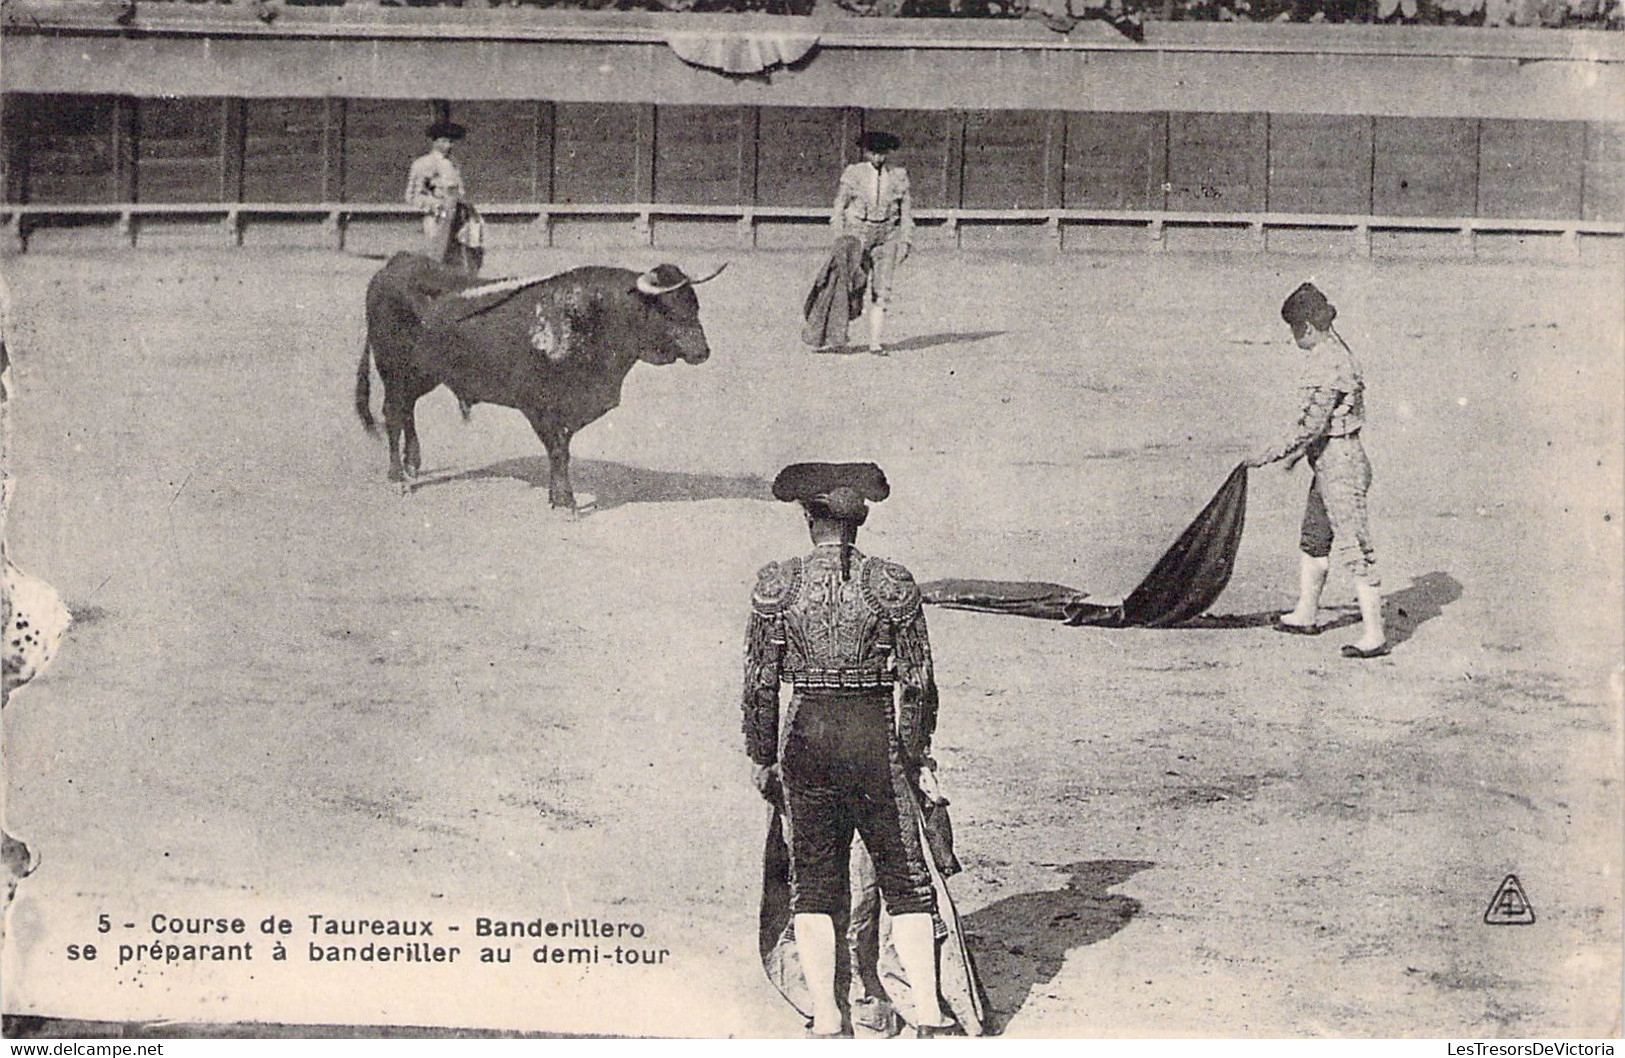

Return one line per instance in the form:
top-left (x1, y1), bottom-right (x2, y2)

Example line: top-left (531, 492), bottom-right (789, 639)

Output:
top-left (1483, 874), bottom-right (1536, 925)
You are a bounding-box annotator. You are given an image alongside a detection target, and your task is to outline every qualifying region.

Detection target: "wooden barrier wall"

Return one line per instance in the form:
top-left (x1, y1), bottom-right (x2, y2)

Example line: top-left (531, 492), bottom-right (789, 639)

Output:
top-left (5, 94), bottom-right (1621, 222)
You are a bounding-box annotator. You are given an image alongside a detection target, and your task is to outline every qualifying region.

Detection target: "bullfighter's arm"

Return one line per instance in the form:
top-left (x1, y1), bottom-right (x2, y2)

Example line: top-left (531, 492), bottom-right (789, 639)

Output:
top-left (897, 169), bottom-right (915, 249)
top-left (832, 168), bottom-right (857, 232)
top-left (742, 611), bottom-right (783, 766)
top-left (893, 606), bottom-right (939, 768)
top-left (1252, 381), bottom-right (1340, 467)
top-left (743, 561), bottom-right (795, 766)
top-left (864, 559), bottom-right (937, 767)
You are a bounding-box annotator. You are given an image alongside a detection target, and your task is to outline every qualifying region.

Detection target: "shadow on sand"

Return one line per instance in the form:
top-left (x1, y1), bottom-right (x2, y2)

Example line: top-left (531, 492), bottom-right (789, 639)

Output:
top-left (1186, 571), bottom-right (1460, 640)
top-left (414, 457), bottom-right (773, 510)
top-left (811, 331), bottom-right (1006, 356)
top-left (964, 859), bottom-right (1152, 1031)
top-left (1181, 609), bottom-right (1359, 631)
top-left (887, 331), bottom-right (1005, 354)
top-left (1384, 571), bottom-right (1462, 646)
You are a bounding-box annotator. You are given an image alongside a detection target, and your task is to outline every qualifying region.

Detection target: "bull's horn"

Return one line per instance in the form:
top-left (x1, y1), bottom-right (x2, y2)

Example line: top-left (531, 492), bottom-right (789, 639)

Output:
top-left (635, 269), bottom-right (689, 297)
top-left (689, 262), bottom-right (728, 286)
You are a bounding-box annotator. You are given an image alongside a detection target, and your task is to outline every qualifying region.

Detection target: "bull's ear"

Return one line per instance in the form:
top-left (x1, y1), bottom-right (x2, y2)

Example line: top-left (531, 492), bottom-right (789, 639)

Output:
top-left (635, 265), bottom-right (689, 297)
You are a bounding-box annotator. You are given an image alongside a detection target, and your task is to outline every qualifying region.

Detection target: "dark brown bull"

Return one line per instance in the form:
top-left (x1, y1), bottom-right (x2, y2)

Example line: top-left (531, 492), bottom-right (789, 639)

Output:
top-left (356, 253), bottom-right (722, 507)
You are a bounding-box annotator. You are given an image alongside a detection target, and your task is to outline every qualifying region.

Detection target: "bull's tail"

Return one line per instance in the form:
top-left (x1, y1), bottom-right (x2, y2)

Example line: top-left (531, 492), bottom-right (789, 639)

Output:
top-left (355, 339), bottom-right (380, 438)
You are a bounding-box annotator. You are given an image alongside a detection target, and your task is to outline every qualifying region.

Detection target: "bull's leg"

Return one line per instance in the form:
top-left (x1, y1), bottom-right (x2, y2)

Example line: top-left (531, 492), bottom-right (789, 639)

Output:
top-left (523, 411), bottom-right (575, 509)
top-left (547, 436), bottom-right (574, 509)
top-left (382, 388), bottom-right (419, 486)
top-left (402, 407), bottom-right (422, 480)
top-left (384, 421), bottom-right (406, 484)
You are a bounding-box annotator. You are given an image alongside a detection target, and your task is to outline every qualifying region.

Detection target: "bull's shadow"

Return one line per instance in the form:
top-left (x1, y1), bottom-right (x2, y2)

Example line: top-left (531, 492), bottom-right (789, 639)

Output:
top-left (416, 456), bottom-right (773, 510)
top-left (964, 859), bottom-right (1151, 1031)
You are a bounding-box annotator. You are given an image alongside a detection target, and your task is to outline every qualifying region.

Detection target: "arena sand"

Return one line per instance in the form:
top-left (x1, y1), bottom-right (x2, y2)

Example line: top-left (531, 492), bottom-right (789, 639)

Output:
top-left (0, 243), bottom-right (1619, 1036)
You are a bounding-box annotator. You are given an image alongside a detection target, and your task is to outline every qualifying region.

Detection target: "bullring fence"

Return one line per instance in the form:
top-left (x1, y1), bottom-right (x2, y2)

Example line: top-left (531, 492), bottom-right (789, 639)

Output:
top-left (2, 4), bottom-right (1621, 256)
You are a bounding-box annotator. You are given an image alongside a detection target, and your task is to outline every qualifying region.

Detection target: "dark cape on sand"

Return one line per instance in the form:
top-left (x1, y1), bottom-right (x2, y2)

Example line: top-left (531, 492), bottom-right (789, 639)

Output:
top-left (759, 794), bottom-right (991, 1036)
top-left (800, 236), bottom-right (869, 350)
top-left (922, 464), bottom-right (1249, 627)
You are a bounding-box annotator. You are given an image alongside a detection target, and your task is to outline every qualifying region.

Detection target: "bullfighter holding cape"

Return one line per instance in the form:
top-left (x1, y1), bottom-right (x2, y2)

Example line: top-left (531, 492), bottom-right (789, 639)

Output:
top-left (743, 462), bottom-right (988, 1037)
top-left (801, 131), bottom-right (913, 355)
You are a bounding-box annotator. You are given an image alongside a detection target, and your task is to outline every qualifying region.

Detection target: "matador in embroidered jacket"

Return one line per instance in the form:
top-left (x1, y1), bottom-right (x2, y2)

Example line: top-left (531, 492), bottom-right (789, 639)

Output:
top-left (743, 543), bottom-right (938, 772)
top-left (742, 461), bottom-right (956, 1037)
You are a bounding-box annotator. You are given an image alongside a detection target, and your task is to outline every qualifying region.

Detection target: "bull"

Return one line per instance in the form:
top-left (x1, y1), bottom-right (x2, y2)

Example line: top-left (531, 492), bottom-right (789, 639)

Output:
top-left (356, 253), bottom-right (723, 508)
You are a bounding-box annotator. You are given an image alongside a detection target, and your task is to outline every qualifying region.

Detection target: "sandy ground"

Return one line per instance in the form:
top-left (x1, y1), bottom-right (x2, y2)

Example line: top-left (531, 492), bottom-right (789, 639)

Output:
top-left (0, 240), bottom-right (1620, 1038)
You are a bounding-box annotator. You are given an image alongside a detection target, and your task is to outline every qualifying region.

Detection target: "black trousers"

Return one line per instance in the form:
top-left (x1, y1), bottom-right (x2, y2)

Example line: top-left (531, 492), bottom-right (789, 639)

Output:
top-left (781, 689), bottom-right (936, 918)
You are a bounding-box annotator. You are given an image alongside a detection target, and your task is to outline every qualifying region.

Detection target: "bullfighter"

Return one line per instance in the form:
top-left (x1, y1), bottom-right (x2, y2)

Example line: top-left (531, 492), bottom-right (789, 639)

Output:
top-left (742, 462), bottom-right (956, 1037)
top-left (405, 119), bottom-right (483, 264)
top-left (1247, 282), bottom-right (1388, 659)
top-left (832, 131), bottom-right (914, 355)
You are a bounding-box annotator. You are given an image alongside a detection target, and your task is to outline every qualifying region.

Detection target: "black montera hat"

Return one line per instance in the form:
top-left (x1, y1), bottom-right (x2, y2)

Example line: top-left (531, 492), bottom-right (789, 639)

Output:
top-left (773, 462), bottom-right (890, 523)
top-left (1281, 282), bottom-right (1337, 330)
top-left (426, 121), bottom-right (468, 141)
top-left (856, 130), bottom-right (901, 154)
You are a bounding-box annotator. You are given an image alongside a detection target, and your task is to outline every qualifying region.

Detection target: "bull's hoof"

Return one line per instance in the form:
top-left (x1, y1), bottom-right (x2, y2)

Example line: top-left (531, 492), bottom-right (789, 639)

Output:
top-left (544, 489), bottom-right (593, 514)
top-left (388, 468), bottom-right (406, 484)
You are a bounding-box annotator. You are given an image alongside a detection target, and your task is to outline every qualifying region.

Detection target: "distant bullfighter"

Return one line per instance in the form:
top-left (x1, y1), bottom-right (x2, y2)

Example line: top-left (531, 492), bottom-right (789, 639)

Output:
top-left (356, 253), bottom-right (723, 507)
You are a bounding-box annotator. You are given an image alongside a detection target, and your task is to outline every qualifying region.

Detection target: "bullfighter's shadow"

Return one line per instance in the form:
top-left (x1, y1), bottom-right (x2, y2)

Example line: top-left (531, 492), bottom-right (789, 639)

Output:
top-left (1176, 571), bottom-right (1460, 639)
top-left (963, 859), bottom-right (1152, 1031)
top-left (886, 330), bottom-right (1005, 354)
top-left (416, 456), bottom-right (772, 510)
top-left (1382, 571), bottom-right (1461, 646)
top-left (812, 331), bottom-right (1005, 356)
top-left (1179, 609), bottom-right (1325, 630)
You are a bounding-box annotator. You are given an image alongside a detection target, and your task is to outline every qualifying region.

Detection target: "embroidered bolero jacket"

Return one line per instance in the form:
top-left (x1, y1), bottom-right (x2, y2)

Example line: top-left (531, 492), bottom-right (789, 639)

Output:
top-left (742, 546), bottom-right (938, 768)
